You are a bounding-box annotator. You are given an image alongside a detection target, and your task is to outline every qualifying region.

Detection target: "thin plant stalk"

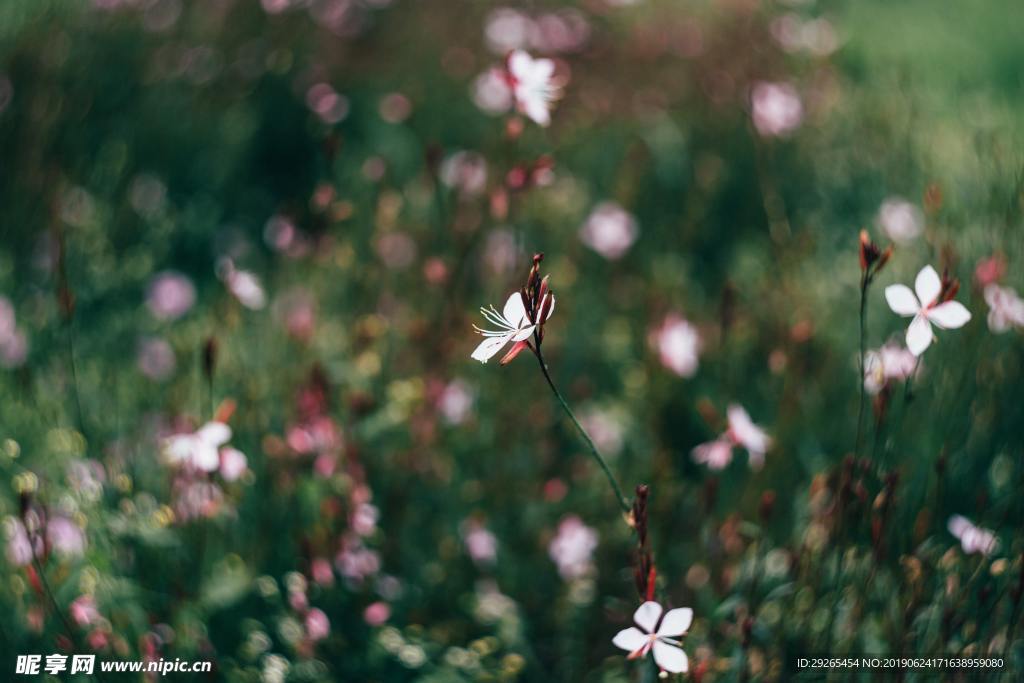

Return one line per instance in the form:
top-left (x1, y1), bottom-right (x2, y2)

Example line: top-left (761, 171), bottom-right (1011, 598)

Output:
top-left (855, 274), bottom-right (868, 457)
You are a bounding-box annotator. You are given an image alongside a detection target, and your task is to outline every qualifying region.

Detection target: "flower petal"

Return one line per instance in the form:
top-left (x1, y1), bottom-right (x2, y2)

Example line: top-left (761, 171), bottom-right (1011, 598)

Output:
top-left (657, 607), bottom-right (693, 637)
top-left (633, 601), bottom-right (662, 633)
top-left (914, 265), bottom-right (942, 307)
top-left (193, 443), bottom-right (221, 472)
top-left (652, 640), bottom-right (689, 673)
top-left (511, 324), bottom-right (538, 342)
top-left (198, 421), bottom-right (232, 447)
top-left (471, 334), bottom-right (512, 363)
top-left (927, 301), bottom-right (971, 329)
top-left (905, 314), bottom-right (933, 356)
top-left (499, 339), bottom-right (530, 365)
top-left (612, 627), bottom-right (648, 652)
top-left (502, 292), bottom-right (528, 328)
top-left (884, 284), bottom-right (919, 317)
top-left (947, 514), bottom-right (971, 540)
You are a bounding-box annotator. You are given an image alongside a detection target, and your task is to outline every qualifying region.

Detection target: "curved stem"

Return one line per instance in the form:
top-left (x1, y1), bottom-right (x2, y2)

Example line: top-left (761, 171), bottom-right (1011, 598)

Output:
top-left (533, 347), bottom-right (631, 513)
top-left (855, 275), bottom-right (868, 458)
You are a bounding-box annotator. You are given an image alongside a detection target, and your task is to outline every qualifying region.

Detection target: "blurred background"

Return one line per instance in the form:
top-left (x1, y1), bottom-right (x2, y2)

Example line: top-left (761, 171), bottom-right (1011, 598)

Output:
top-left (0, 0), bottom-right (1022, 680)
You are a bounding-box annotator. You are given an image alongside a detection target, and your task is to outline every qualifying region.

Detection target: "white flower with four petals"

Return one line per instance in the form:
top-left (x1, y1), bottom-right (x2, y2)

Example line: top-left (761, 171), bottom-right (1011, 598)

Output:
top-left (884, 265), bottom-right (971, 356)
top-left (612, 601), bottom-right (692, 674)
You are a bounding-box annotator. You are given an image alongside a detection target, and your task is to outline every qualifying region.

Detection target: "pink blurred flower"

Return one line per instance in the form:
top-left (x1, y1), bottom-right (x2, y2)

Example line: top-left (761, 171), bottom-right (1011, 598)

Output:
top-left (948, 515), bottom-right (998, 556)
top-left (472, 68), bottom-right (514, 114)
top-left (363, 601), bottom-right (391, 626)
top-left (770, 14), bottom-right (839, 56)
top-left (438, 379), bottom-right (474, 425)
top-left (863, 343), bottom-right (918, 394)
top-left (692, 404), bottom-right (772, 470)
top-left (136, 337), bottom-right (176, 380)
top-left (305, 608), bottom-right (330, 641)
top-left (0, 297), bottom-right (28, 367)
top-left (974, 254), bottom-right (1006, 288)
top-left (751, 82), bottom-right (803, 137)
top-left (311, 557), bottom-right (335, 586)
top-left (47, 515), bottom-right (87, 556)
top-left (984, 284), bottom-right (1024, 333)
top-left (579, 407), bottom-right (625, 456)
top-left (71, 595), bottom-right (100, 626)
top-left (218, 259), bottom-right (267, 310)
top-left (351, 503), bottom-right (379, 537)
top-left (579, 202), bottom-right (639, 260)
top-left (306, 83), bottom-right (349, 124)
top-left (274, 288), bottom-right (316, 341)
top-left (336, 535), bottom-right (381, 583)
top-left (652, 314), bottom-right (700, 378)
top-left (484, 8), bottom-right (536, 54)
top-left (173, 480), bottom-right (224, 521)
top-left (440, 151), bottom-right (488, 197)
top-left (219, 447), bottom-right (248, 482)
top-left (146, 271), bottom-right (195, 321)
top-left (379, 92), bottom-right (411, 123)
top-left (461, 519), bottom-right (498, 565)
top-left (375, 232), bottom-right (417, 270)
top-left (548, 515), bottom-right (598, 580)
top-left (877, 197), bottom-right (924, 244)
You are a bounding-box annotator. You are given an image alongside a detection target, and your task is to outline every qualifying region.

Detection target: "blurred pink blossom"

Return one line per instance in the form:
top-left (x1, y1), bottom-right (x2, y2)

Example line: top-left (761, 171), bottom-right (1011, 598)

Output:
top-left (311, 557), bottom-right (335, 586)
top-left (692, 404), bottom-right (772, 470)
top-left (974, 253), bottom-right (1006, 288)
top-left (984, 284), bottom-right (1024, 333)
top-left (751, 82), bottom-right (803, 137)
top-left (363, 601), bottom-right (391, 626)
top-left (146, 271), bottom-right (195, 321)
top-left (336, 535), bottom-right (381, 583)
top-left (461, 519), bottom-right (498, 565)
top-left (548, 515), bottom-right (598, 580)
top-left (580, 407), bottom-right (625, 456)
top-left (579, 202), bottom-right (639, 260)
top-left (219, 447), bottom-right (248, 482)
top-left (438, 379), bottom-right (474, 425)
top-left (375, 232), bottom-right (417, 270)
top-left (379, 92), bottom-right (411, 123)
top-left (440, 151), bottom-right (488, 197)
top-left (652, 314), bottom-right (700, 378)
top-left (877, 197), bottom-right (923, 244)
top-left (863, 343), bottom-right (918, 394)
top-left (218, 259), bottom-right (267, 310)
top-left (305, 608), bottom-right (330, 641)
top-left (770, 14), bottom-right (839, 56)
top-left (351, 503), bottom-right (379, 537)
top-left (948, 515), bottom-right (998, 556)
top-left (71, 595), bottom-right (100, 626)
top-left (306, 83), bottom-right (349, 124)
top-left (136, 336), bottom-right (176, 380)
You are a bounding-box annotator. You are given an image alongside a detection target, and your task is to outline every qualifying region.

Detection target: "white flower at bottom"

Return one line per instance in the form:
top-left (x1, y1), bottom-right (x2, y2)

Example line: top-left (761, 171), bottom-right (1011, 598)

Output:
top-left (885, 265), bottom-right (971, 356)
top-left (164, 421), bottom-right (232, 472)
top-left (612, 600), bottom-right (692, 674)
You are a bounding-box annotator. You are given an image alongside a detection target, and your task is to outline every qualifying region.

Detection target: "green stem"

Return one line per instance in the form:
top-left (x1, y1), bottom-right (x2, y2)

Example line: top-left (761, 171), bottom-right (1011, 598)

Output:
top-left (534, 347), bottom-right (631, 513)
top-left (855, 275), bottom-right (868, 458)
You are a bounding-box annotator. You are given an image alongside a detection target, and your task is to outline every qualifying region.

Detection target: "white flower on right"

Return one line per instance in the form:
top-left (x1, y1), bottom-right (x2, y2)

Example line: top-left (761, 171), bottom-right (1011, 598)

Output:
top-left (612, 601), bottom-right (692, 674)
top-left (507, 49), bottom-right (562, 126)
top-left (948, 515), bottom-right (998, 556)
top-left (885, 265), bottom-right (971, 356)
top-left (984, 283), bottom-right (1024, 333)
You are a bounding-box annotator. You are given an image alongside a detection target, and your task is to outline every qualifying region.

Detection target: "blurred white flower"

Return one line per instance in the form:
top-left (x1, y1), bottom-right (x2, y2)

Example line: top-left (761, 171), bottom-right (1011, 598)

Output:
top-left (751, 82), bottom-right (803, 137)
top-left (471, 291), bottom-right (553, 363)
top-left (877, 197), bottom-right (924, 244)
top-left (484, 8), bottom-right (536, 54)
top-left (438, 379), bottom-right (474, 425)
top-left (692, 404), bottom-right (771, 470)
top-left (507, 50), bottom-right (561, 126)
top-left (461, 519), bottom-right (498, 565)
top-left (440, 151), bottom-right (488, 197)
top-left (652, 314), bottom-right (700, 378)
top-left (612, 601), bottom-right (692, 674)
top-left (984, 283), bottom-right (1024, 333)
top-left (863, 343), bottom-right (918, 394)
top-left (164, 421), bottom-right (232, 472)
top-left (580, 407), bottom-right (625, 456)
top-left (218, 259), bottom-right (267, 310)
top-left (948, 515), bottom-right (998, 556)
top-left (885, 265), bottom-right (971, 356)
top-left (548, 515), bottom-right (598, 580)
top-left (219, 446), bottom-right (248, 482)
top-left (472, 68), bottom-right (514, 115)
top-left (579, 202), bottom-right (639, 260)
top-left (146, 271), bottom-right (195, 321)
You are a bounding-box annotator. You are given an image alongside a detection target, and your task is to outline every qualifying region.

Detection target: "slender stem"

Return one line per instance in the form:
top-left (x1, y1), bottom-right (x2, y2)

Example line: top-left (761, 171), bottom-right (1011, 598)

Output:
top-left (855, 275), bottom-right (868, 458)
top-left (533, 347), bottom-right (630, 513)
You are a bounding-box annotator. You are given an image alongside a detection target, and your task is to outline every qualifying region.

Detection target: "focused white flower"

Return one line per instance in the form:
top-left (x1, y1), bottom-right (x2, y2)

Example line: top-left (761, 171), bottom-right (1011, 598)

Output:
top-left (612, 601), bottom-right (692, 674)
top-left (164, 421), bottom-right (232, 472)
top-left (507, 49), bottom-right (561, 127)
top-left (863, 343), bottom-right (918, 394)
top-left (984, 283), bottom-right (1024, 333)
top-left (471, 291), bottom-right (554, 363)
top-left (948, 515), bottom-right (998, 556)
top-left (885, 265), bottom-right (971, 356)
top-left (692, 404), bottom-right (771, 470)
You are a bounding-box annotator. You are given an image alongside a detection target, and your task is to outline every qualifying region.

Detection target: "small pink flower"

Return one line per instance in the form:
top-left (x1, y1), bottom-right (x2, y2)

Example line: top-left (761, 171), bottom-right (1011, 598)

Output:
top-left (305, 608), bottom-right (330, 641)
top-left (363, 601), bottom-right (391, 626)
top-left (948, 515), bottom-right (998, 556)
top-left (652, 314), bottom-right (700, 378)
top-left (579, 202), bottom-right (639, 260)
top-left (548, 515), bottom-right (598, 580)
top-left (440, 151), bottom-right (488, 197)
top-left (863, 343), bottom-right (918, 394)
top-left (692, 405), bottom-right (771, 470)
top-left (311, 558), bottom-right (335, 586)
top-left (461, 519), bottom-right (498, 565)
top-left (70, 595), bottom-right (100, 626)
top-left (219, 447), bottom-right (248, 482)
top-left (877, 197), bottom-right (924, 244)
top-left (137, 337), bottom-right (176, 380)
top-left (217, 259), bottom-right (267, 310)
top-left (146, 271), bottom-right (195, 321)
top-left (751, 82), bottom-right (803, 137)
top-left (974, 254), bottom-right (1006, 288)
top-left (984, 284), bottom-right (1024, 333)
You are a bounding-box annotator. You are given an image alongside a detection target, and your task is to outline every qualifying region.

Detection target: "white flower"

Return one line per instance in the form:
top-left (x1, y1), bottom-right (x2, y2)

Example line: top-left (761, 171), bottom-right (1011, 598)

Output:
top-left (612, 601), bottom-right (692, 674)
top-left (885, 265), bottom-right (971, 356)
top-left (652, 314), bottom-right (700, 378)
top-left (984, 283), bottom-right (1024, 333)
top-left (877, 197), bottom-right (923, 244)
top-left (863, 343), bottom-right (918, 395)
top-left (579, 202), bottom-right (639, 260)
top-left (692, 404), bottom-right (771, 470)
top-left (548, 515), bottom-right (598, 580)
top-left (948, 515), bottom-right (998, 556)
top-left (218, 258), bottom-right (267, 310)
top-left (751, 82), bottom-right (803, 137)
top-left (471, 291), bottom-right (554, 363)
top-left (164, 421), bottom-right (232, 472)
top-left (507, 50), bottom-right (561, 127)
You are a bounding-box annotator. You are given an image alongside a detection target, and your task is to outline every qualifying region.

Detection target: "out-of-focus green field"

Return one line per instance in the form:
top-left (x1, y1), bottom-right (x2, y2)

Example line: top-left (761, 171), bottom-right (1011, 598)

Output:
top-left (0, 0), bottom-right (1022, 680)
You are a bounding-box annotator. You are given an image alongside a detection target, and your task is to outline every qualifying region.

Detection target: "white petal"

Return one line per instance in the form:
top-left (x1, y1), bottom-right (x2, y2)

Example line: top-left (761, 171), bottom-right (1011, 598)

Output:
top-left (612, 627), bottom-right (648, 652)
top-left (914, 265), bottom-right (942, 307)
top-left (198, 421), bottom-right (232, 447)
top-left (633, 601), bottom-right (662, 633)
top-left (193, 443), bottom-right (221, 472)
top-left (906, 314), bottom-right (933, 356)
top-left (511, 324), bottom-right (537, 342)
top-left (507, 50), bottom-right (533, 79)
top-left (502, 292), bottom-right (528, 328)
top-left (927, 301), bottom-right (971, 329)
top-left (884, 284), bottom-right (919, 317)
top-left (728, 404), bottom-right (770, 455)
top-left (947, 514), bottom-right (971, 540)
top-left (521, 95), bottom-right (551, 126)
top-left (164, 435), bottom-right (193, 463)
top-left (653, 641), bottom-right (689, 673)
top-left (471, 334), bottom-right (512, 363)
top-left (545, 295), bottom-right (556, 321)
top-left (657, 607), bottom-right (693, 637)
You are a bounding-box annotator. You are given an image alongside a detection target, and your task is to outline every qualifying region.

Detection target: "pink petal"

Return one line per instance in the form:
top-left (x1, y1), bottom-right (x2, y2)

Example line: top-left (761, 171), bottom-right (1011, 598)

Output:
top-left (499, 340), bottom-right (530, 365)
